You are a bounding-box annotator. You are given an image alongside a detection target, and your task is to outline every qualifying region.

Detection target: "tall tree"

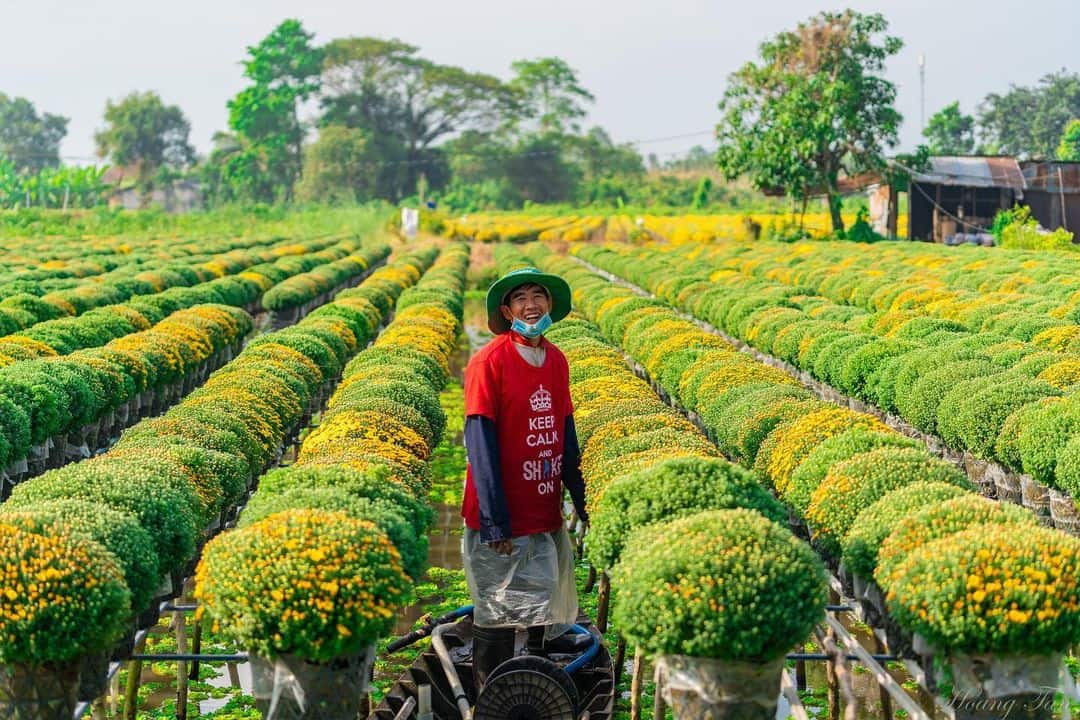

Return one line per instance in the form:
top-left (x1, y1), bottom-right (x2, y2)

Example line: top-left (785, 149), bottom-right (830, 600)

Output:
top-left (320, 37), bottom-right (517, 198)
top-left (566, 127), bottom-right (644, 182)
top-left (509, 57), bottom-right (595, 134)
top-left (923, 101), bottom-right (975, 155)
top-left (1058, 119), bottom-right (1080, 161)
top-left (225, 19), bottom-right (323, 202)
top-left (95, 91), bottom-right (194, 192)
top-left (503, 133), bottom-right (579, 204)
top-left (0, 94), bottom-right (68, 172)
top-left (979, 70), bottom-right (1080, 158)
top-left (715, 10), bottom-right (903, 232)
top-left (296, 125), bottom-right (379, 203)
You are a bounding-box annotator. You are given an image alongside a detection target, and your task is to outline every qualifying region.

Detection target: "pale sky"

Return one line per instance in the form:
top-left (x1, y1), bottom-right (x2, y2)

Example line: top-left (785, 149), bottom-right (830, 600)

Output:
top-left (1, 0), bottom-right (1075, 164)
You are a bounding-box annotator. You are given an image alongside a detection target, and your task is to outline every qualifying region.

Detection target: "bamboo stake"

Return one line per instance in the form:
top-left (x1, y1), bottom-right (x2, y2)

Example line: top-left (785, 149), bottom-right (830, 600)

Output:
top-left (584, 564), bottom-right (597, 593)
top-left (596, 572), bottom-right (611, 633)
top-left (122, 634), bottom-right (148, 720)
top-left (875, 634), bottom-right (894, 720)
top-left (613, 636), bottom-right (627, 687)
top-left (176, 610), bottom-right (189, 720)
top-left (629, 646), bottom-right (645, 720)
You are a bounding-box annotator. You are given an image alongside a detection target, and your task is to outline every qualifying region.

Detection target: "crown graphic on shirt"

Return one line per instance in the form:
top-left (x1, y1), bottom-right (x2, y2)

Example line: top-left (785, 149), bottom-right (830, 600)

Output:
top-left (530, 384), bottom-right (553, 413)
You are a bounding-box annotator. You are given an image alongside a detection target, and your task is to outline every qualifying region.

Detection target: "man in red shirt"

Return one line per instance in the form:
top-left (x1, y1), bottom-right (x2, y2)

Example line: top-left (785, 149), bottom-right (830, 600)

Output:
top-left (463, 267), bottom-right (590, 689)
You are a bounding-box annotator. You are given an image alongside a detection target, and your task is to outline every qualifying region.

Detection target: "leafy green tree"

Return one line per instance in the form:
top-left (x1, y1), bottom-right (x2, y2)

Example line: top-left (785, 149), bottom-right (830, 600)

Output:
top-left (503, 133), bottom-right (579, 204)
top-left (296, 125), bottom-right (378, 202)
top-left (320, 37), bottom-right (516, 199)
top-left (979, 70), bottom-right (1080, 158)
top-left (0, 94), bottom-right (68, 172)
top-left (1057, 119), bottom-right (1080, 161)
top-left (509, 57), bottom-right (595, 134)
top-left (95, 91), bottom-right (194, 192)
top-left (224, 19), bottom-right (323, 202)
top-left (715, 10), bottom-right (903, 232)
top-left (924, 101), bottom-right (975, 155)
top-left (566, 127), bottom-right (644, 181)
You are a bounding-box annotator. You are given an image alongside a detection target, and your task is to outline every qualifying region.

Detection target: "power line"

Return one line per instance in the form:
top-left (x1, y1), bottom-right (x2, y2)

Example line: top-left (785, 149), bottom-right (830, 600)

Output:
top-left (29, 128), bottom-right (715, 168)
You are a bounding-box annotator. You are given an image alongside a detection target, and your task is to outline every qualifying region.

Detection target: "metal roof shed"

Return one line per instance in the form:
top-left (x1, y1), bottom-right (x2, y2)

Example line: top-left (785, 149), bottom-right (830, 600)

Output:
top-left (1021, 161), bottom-right (1080, 234)
top-left (908, 156), bottom-right (1025, 242)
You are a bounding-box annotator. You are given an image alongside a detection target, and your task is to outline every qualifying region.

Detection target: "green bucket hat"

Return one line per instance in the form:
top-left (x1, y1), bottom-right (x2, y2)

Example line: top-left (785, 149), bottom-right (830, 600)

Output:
top-left (486, 267), bottom-right (572, 334)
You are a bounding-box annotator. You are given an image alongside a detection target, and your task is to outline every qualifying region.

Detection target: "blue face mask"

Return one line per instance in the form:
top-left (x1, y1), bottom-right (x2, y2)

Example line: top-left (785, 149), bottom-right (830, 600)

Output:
top-left (511, 312), bottom-right (552, 338)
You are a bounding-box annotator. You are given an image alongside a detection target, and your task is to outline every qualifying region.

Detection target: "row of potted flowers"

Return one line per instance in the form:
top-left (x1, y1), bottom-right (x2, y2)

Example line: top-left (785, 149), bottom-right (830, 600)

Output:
top-left (0, 236), bottom-right (385, 360)
top-left (692, 233), bottom-right (1080, 317)
top-left (195, 242), bottom-right (468, 719)
top-left (0, 243), bottom-right (441, 720)
top-left (488, 243), bottom-right (828, 719)
top-left (0, 232), bottom-right (349, 334)
top-left (574, 242), bottom-right (1080, 529)
top-left (533, 243), bottom-right (1080, 717)
top-left (262, 250), bottom-right (387, 313)
top-left (0, 242), bottom-right (390, 482)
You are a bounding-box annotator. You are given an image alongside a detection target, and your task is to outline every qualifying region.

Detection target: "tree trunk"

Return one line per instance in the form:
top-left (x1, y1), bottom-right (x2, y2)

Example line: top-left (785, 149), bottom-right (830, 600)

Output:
top-left (827, 189), bottom-right (845, 234)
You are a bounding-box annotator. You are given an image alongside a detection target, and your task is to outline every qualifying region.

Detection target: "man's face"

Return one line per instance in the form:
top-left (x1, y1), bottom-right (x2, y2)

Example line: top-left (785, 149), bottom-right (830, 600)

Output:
top-left (500, 283), bottom-right (551, 324)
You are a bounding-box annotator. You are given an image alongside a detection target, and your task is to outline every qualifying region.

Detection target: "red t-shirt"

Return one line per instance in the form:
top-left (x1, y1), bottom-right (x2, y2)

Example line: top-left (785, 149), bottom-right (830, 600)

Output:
top-left (463, 332), bottom-right (574, 537)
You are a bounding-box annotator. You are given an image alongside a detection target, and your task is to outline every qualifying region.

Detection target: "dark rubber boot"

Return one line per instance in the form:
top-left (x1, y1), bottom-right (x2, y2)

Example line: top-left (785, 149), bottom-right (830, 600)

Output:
top-left (526, 625), bottom-right (546, 654)
top-left (472, 625), bottom-right (516, 691)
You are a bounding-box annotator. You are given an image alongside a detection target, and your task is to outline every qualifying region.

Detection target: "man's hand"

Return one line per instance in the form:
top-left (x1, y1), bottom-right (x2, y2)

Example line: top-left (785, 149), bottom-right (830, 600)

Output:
top-left (488, 539), bottom-right (514, 556)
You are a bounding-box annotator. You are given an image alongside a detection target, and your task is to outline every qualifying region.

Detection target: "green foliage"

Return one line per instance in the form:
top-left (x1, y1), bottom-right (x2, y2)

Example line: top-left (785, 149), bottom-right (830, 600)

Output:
top-left (296, 125), bottom-right (377, 203)
top-left (0, 158), bottom-right (109, 210)
top-left (936, 375), bottom-right (1059, 459)
top-left (840, 481), bottom-right (969, 580)
top-left (509, 57), bottom-right (595, 134)
top-left (979, 70), bottom-right (1080, 158)
top-left (1013, 396), bottom-right (1080, 487)
top-left (875, 494), bottom-right (1040, 583)
top-left (691, 176), bottom-right (712, 210)
top-left (843, 208), bottom-right (884, 243)
top-left (993, 204), bottom-right (1076, 250)
top-left (7, 457), bottom-right (201, 575)
top-left (1058, 119), bottom-right (1080, 161)
top-left (0, 93), bottom-right (68, 173)
top-left (0, 499), bottom-right (160, 614)
top-left (95, 91), bottom-right (195, 192)
top-left (613, 509), bottom-right (827, 661)
top-left (884, 523), bottom-right (1080, 654)
top-left (784, 428), bottom-right (919, 516)
top-left (0, 524), bottom-right (131, 664)
top-left (806, 447), bottom-right (970, 557)
top-left (213, 19), bottom-right (323, 204)
top-left (923, 101), bottom-right (976, 155)
top-left (238, 486), bottom-right (427, 580)
top-left (195, 510), bottom-right (412, 662)
top-left (320, 36), bottom-right (515, 201)
top-left (587, 457), bottom-right (786, 571)
top-left (716, 10), bottom-right (902, 232)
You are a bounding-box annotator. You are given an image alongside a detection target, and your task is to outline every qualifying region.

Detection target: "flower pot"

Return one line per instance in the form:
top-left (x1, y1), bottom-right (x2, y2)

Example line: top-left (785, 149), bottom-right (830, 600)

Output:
top-left (1019, 476), bottom-right (1052, 524)
top-left (963, 453), bottom-right (998, 499)
top-left (946, 652), bottom-right (1060, 720)
top-left (993, 471), bottom-right (1023, 504)
top-left (75, 651), bottom-right (110, 703)
top-left (1048, 489), bottom-right (1080, 536)
top-left (0, 662), bottom-right (79, 720)
top-left (852, 574), bottom-right (887, 628)
top-left (656, 655), bottom-right (784, 720)
top-left (249, 647), bottom-right (375, 720)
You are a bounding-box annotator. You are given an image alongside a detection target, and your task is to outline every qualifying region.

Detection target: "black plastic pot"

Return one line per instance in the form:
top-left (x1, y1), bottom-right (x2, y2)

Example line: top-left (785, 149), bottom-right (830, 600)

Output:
top-left (0, 662), bottom-right (79, 720)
